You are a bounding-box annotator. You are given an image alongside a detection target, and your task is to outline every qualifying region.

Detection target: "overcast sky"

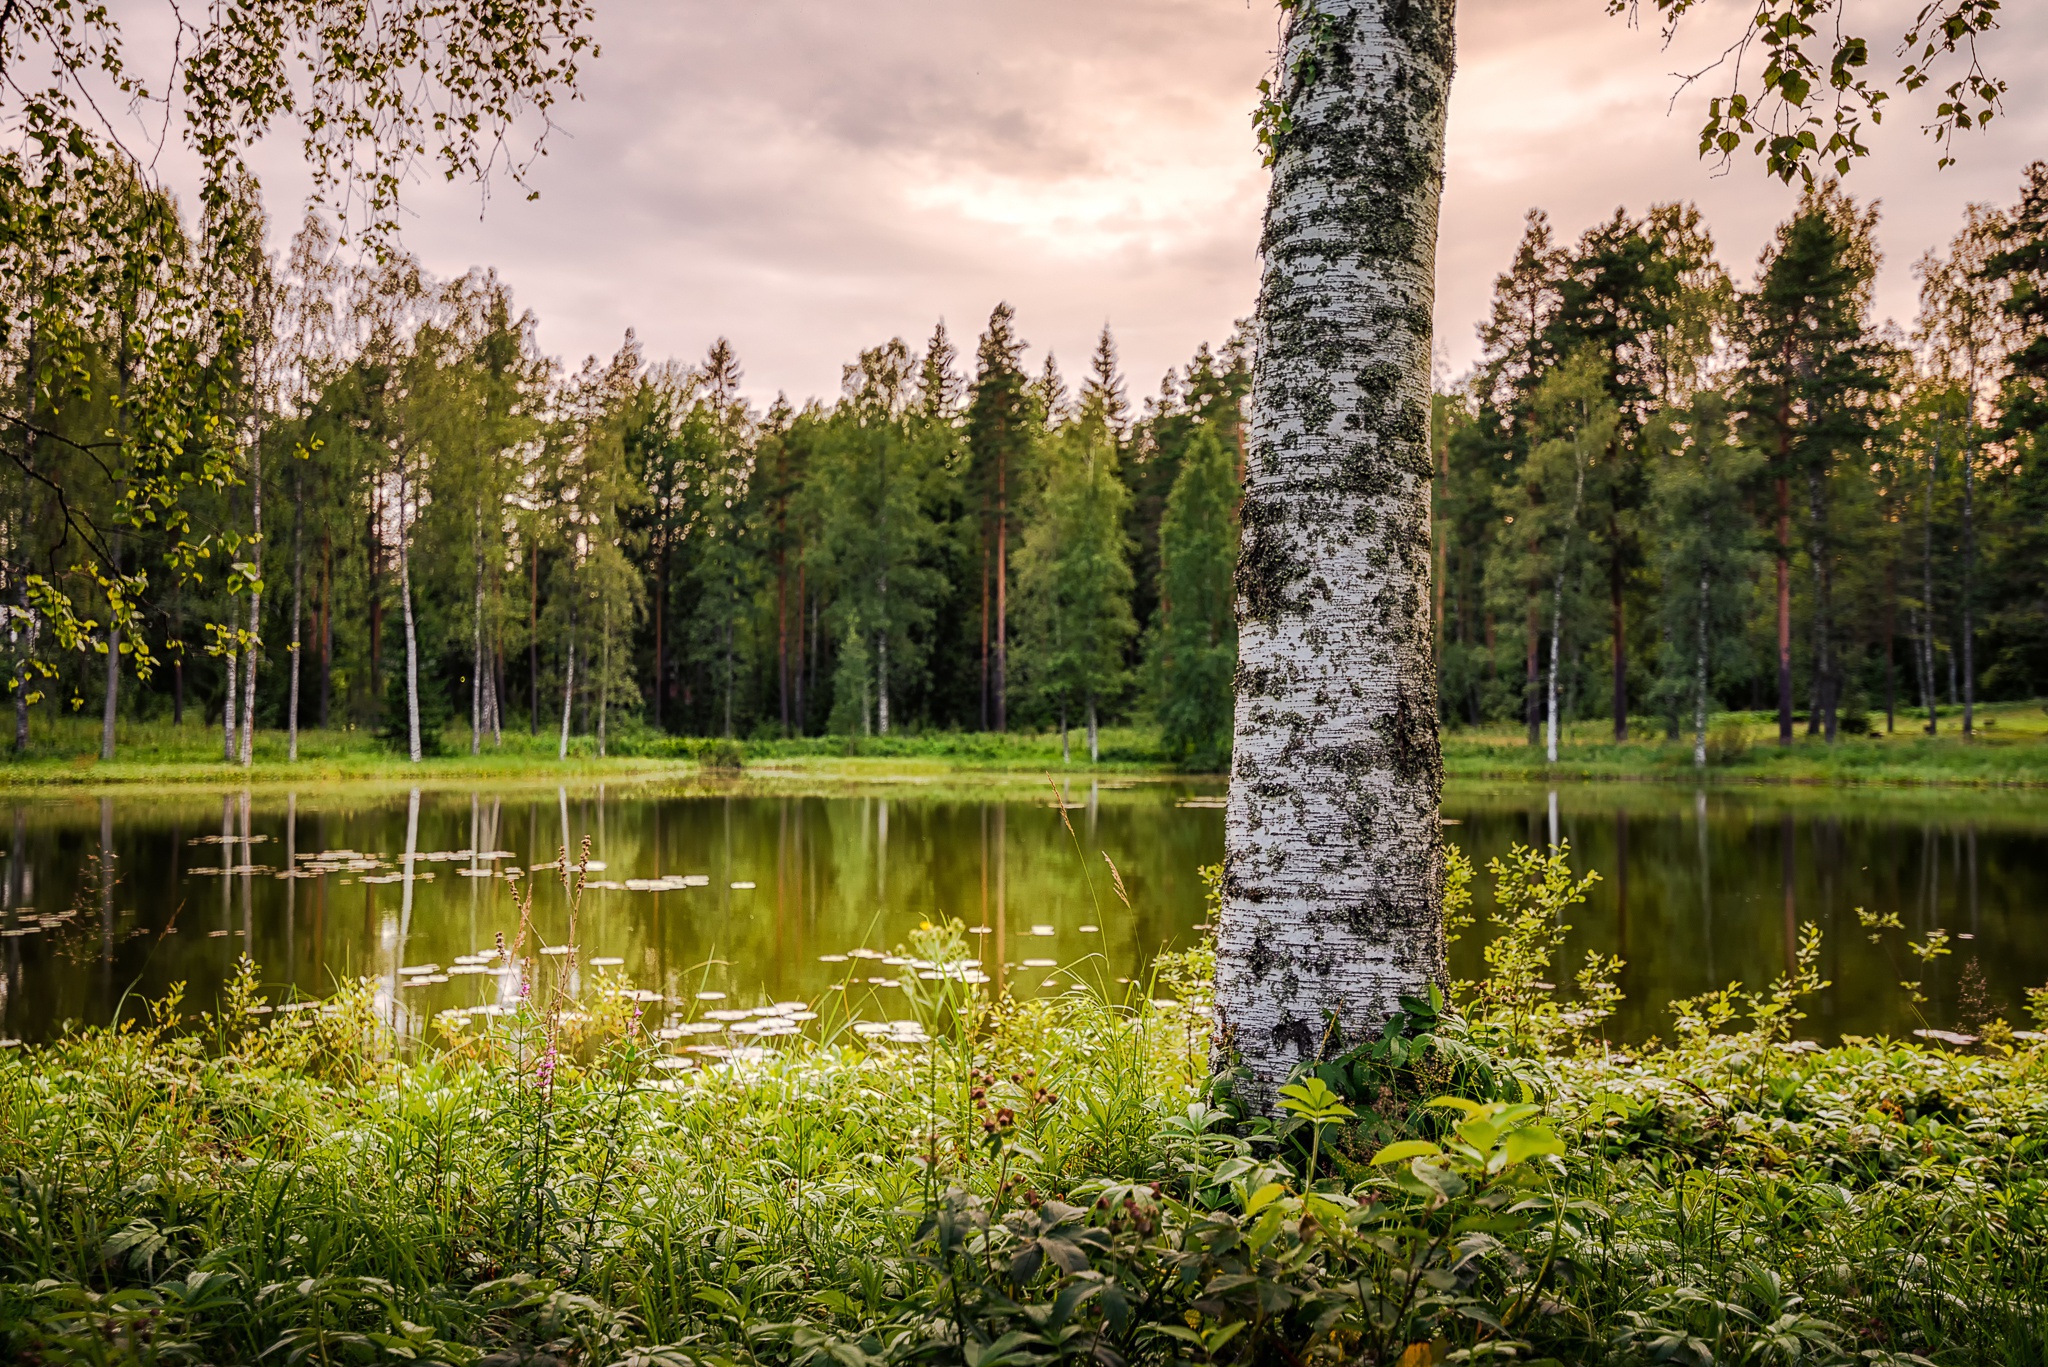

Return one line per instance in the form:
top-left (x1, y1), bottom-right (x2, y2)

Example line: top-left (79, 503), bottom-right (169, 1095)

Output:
top-left (229, 0), bottom-right (2048, 409)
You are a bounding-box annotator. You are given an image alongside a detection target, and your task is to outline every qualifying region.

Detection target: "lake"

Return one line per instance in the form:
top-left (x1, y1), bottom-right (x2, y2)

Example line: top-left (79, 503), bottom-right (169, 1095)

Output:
top-left (2, 776), bottom-right (2043, 1046)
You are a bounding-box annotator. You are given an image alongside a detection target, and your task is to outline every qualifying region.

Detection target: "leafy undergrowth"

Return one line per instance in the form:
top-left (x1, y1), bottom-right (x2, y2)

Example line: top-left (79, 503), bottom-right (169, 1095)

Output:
top-left (2, 853), bottom-right (2046, 1365)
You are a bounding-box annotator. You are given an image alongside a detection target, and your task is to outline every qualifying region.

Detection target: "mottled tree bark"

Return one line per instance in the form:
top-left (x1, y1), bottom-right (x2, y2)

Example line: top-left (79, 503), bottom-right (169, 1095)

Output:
top-left (1215, 0), bottom-right (1454, 1104)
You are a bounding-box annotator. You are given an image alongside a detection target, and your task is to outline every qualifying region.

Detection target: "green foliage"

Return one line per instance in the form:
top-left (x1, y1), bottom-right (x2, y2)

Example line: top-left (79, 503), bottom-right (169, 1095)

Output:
top-left (1013, 414), bottom-right (1137, 747)
top-left (1149, 426), bottom-right (1238, 770)
top-left (4, 857), bottom-right (2048, 1366)
top-left (1609, 0), bottom-right (2006, 181)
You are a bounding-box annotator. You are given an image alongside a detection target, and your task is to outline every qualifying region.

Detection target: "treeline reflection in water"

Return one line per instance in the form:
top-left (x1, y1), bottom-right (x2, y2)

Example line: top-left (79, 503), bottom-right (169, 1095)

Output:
top-left (0, 780), bottom-right (2041, 1046)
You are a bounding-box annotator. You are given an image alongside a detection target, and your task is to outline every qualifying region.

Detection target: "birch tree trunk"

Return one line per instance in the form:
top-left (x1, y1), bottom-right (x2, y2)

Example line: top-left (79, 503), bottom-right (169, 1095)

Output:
top-left (1214, 0), bottom-right (1454, 1104)
top-left (288, 470), bottom-right (303, 762)
top-left (471, 508), bottom-right (485, 757)
top-left (239, 451), bottom-right (263, 767)
top-left (1087, 693), bottom-right (1099, 764)
top-left (558, 620), bottom-right (575, 761)
top-left (1922, 430), bottom-right (1938, 734)
top-left (1693, 570), bottom-right (1709, 769)
top-left (398, 465), bottom-right (421, 764)
top-left (221, 646), bottom-right (238, 763)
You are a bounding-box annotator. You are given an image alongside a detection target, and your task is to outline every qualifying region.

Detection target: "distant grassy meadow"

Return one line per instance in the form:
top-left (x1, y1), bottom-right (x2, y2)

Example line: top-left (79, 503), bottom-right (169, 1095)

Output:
top-left (4, 700), bottom-right (2048, 790)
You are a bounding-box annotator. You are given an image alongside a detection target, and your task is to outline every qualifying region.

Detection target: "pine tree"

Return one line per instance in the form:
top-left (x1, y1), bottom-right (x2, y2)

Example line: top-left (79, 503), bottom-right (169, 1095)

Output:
top-left (1737, 182), bottom-right (1890, 744)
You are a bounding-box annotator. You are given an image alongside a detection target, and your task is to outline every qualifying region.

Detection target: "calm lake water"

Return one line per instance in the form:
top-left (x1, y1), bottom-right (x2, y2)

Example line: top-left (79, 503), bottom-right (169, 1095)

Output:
top-left (1, 777), bottom-right (2043, 1046)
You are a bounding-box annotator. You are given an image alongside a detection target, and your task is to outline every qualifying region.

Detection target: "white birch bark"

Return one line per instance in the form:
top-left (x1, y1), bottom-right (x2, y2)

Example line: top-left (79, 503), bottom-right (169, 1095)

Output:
top-left (239, 449), bottom-right (263, 767)
top-left (1215, 0), bottom-right (1455, 1102)
top-left (221, 647), bottom-right (238, 763)
top-left (288, 474), bottom-right (303, 762)
top-left (1545, 453), bottom-right (1584, 764)
top-left (471, 509), bottom-right (485, 757)
top-left (558, 629), bottom-right (575, 761)
top-left (1693, 570), bottom-right (1709, 769)
top-left (398, 464), bottom-right (421, 764)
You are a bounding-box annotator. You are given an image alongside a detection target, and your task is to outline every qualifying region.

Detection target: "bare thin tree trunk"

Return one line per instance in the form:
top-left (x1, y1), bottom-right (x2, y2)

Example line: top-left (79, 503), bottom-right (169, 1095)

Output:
top-left (471, 508), bottom-right (485, 757)
top-left (398, 464), bottom-right (421, 763)
top-left (599, 604), bottom-right (609, 759)
top-left (239, 449), bottom-right (263, 767)
top-left (100, 616), bottom-right (118, 761)
top-left (288, 470), bottom-right (303, 762)
top-left (1923, 429), bottom-right (1940, 735)
top-left (1546, 451), bottom-right (1586, 764)
top-left (1214, 0), bottom-right (1454, 1104)
top-left (558, 617), bottom-right (576, 761)
top-left (1961, 424), bottom-right (1976, 736)
top-left (222, 647), bottom-right (238, 763)
top-left (1694, 569), bottom-right (1709, 769)
top-left (1087, 693), bottom-right (1098, 764)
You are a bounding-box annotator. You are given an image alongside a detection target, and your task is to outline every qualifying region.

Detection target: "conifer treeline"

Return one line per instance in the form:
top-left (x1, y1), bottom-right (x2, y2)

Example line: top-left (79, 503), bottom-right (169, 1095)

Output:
top-left (1435, 163), bottom-right (2048, 754)
top-left (3, 207), bottom-right (1252, 763)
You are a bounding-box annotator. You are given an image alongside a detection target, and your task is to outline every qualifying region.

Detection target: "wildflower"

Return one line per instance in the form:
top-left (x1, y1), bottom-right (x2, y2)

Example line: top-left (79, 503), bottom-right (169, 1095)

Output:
top-left (535, 1043), bottom-right (558, 1090)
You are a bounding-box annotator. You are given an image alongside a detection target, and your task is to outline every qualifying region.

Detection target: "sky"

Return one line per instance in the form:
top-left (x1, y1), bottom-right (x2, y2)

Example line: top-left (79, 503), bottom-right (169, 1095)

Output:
top-left (207, 0), bottom-right (2048, 409)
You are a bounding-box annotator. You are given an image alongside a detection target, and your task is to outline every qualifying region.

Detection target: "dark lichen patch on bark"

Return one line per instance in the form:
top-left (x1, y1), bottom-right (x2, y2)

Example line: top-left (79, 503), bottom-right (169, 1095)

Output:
top-left (1272, 1016), bottom-right (1315, 1060)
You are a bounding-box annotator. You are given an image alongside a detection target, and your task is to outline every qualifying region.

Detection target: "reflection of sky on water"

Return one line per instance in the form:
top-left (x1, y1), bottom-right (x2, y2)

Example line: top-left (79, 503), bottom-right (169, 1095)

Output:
top-left (1, 780), bottom-right (2044, 1046)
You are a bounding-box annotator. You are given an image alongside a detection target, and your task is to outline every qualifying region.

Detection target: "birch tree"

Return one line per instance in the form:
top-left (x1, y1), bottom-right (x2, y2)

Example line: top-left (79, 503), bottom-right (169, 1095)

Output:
top-left (1648, 395), bottom-right (1763, 765)
top-left (1213, 0), bottom-right (1456, 1101)
top-left (1914, 207), bottom-right (2016, 736)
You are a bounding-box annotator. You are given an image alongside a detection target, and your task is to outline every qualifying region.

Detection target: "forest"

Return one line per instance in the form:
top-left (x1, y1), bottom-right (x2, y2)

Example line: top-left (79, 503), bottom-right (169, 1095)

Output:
top-left (4, 192), bottom-right (1251, 769)
top-left (10, 166), bottom-right (2046, 772)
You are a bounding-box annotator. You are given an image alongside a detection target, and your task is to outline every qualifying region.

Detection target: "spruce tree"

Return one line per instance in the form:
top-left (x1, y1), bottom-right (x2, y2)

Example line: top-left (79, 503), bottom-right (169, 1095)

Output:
top-left (1014, 414), bottom-right (1135, 762)
top-left (1150, 424), bottom-right (1238, 768)
top-left (964, 305), bottom-right (1032, 732)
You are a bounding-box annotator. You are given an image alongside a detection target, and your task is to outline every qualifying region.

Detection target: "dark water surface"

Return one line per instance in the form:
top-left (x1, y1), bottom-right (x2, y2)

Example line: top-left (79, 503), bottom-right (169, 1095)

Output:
top-left (1, 777), bottom-right (2042, 1045)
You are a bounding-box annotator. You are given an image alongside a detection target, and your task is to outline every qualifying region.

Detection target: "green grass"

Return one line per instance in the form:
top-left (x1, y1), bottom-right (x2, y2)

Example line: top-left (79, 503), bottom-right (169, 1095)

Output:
top-left (0, 717), bottom-right (1194, 789)
top-left (3, 853), bottom-right (2045, 1365)
top-left (1445, 697), bottom-right (2048, 787)
top-left (10, 701), bottom-right (2048, 792)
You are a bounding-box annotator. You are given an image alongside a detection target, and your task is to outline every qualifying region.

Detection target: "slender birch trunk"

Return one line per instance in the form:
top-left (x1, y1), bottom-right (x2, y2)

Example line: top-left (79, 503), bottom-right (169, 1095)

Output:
top-left (239, 449), bottom-right (263, 767)
top-left (1922, 429), bottom-right (1939, 734)
top-left (558, 611), bottom-right (576, 761)
top-left (100, 611), bottom-right (118, 761)
top-left (598, 603), bottom-right (609, 759)
top-left (471, 507), bottom-right (485, 757)
top-left (288, 469), bottom-right (303, 762)
top-left (398, 463), bottom-right (421, 764)
top-left (1214, 0), bottom-right (1454, 1102)
top-left (1087, 694), bottom-right (1098, 764)
top-left (221, 645), bottom-right (238, 763)
top-left (1960, 420), bottom-right (1976, 737)
top-left (1546, 451), bottom-right (1586, 764)
top-left (1693, 570), bottom-right (1709, 768)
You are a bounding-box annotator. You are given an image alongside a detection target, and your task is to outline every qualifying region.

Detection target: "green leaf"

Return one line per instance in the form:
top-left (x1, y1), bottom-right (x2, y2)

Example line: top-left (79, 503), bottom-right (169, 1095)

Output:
top-left (1370, 1140), bottom-right (1443, 1165)
top-left (1502, 1126), bottom-right (1566, 1166)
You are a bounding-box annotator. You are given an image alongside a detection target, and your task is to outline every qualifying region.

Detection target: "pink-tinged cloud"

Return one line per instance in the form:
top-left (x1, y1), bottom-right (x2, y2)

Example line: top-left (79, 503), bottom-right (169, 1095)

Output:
top-left (228, 0), bottom-right (2048, 403)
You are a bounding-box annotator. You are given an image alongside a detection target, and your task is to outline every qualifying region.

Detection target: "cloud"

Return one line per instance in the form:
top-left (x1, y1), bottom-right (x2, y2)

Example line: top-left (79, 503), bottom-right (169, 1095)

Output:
top-left (226, 0), bottom-right (2047, 405)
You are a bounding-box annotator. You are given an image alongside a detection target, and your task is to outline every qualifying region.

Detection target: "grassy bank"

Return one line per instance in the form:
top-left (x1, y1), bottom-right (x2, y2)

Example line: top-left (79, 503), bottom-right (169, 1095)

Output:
top-left (1445, 698), bottom-right (2048, 787)
top-left (4, 853), bottom-right (2046, 1365)
top-left (8, 702), bottom-right (2048, 790)
top-left (0, 718), bottom-right (1191, 789)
